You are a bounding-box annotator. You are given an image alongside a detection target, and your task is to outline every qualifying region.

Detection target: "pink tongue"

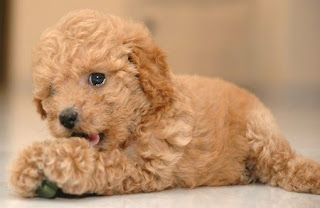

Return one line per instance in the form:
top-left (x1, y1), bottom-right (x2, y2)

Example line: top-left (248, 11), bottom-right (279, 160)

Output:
top-left (87, 134), bottom-right (100, 145)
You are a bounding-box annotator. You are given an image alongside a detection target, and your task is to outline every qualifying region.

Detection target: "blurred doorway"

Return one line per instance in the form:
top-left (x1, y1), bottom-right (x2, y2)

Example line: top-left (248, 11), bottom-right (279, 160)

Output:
top-left (0, 0), bottom-right (8, 91)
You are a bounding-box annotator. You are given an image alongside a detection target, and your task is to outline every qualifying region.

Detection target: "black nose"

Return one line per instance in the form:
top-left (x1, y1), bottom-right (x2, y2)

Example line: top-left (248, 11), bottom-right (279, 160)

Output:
top-left (59, 108), bottom-right (78, 129)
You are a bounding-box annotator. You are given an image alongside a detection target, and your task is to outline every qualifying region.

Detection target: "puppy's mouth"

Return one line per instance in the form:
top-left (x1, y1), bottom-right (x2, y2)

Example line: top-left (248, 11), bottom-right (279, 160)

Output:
top-left (71, 132), bottom-right (105, 146)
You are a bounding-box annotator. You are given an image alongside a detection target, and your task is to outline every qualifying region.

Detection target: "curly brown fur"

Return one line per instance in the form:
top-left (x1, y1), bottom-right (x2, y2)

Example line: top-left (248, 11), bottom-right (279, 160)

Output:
top-left (9, 10), bottom-right (320, 197)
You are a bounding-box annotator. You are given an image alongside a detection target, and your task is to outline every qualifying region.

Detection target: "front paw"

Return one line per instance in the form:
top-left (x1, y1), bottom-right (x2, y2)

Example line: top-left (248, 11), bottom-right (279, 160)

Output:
top-left (43, 138), bottom-right (97, 195)
top-left (9, 142), bottom-right (46, 197)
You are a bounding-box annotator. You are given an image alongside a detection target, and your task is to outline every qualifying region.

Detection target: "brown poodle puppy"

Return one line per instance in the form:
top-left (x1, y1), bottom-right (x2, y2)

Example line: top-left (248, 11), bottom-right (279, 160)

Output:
top-left (9, 10), bottom-right (320, 197)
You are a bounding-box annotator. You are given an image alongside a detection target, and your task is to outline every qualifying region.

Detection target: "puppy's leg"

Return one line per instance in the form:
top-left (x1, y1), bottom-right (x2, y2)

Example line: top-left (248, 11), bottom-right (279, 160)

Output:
top-left (9, 139), bottom-right (95, 197)
top-left (91, 150), bottom-right (176, 195)
top-left (9, 141), bottom-right (47, 197)
top-left (40, 138), bottom-right (99, 195)
top-left (44, 140), bottom-right (175, 195)
top-left (45, 141), bottom-right (175, 195)
top-left (10, 138), bottom-right (174, 196)
top-left (247, 103), bottom-right (320, 194)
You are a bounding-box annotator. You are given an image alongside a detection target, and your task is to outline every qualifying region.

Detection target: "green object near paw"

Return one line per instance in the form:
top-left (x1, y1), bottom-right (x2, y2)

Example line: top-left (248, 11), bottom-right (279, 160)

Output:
top-left (36, 180), bottom-right (59, 199)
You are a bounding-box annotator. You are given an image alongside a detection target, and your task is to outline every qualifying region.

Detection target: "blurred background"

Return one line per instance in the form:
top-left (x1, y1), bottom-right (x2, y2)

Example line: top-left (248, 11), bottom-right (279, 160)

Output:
top-left (0, 0), bottom-right (319, 158)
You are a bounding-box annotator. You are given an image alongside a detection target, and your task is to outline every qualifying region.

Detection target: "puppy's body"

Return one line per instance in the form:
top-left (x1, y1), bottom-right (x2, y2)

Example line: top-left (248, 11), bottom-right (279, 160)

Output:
top-left (9, 10), bottom-right (320, 197)
top-left (173, 76), bottom-right (253, 188)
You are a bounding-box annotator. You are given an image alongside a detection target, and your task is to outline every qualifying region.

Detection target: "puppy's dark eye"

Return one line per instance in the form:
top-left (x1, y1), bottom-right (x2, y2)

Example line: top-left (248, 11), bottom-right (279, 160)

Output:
top-left (89, 73), bottom-right (106, 87)
top-left (49, 86), bottom-right (55, 96)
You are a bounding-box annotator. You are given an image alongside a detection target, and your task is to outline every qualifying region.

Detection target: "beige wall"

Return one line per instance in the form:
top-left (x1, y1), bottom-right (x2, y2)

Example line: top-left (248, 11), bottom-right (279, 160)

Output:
top-left (7, 0), bottom-right (320, 93)
top-left (287, 0), bottom-right (320, 87)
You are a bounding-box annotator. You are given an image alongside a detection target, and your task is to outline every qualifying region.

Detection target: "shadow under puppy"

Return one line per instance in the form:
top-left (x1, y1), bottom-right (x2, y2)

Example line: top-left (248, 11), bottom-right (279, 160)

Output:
top-left (9, 9), bottom-right (320, 197)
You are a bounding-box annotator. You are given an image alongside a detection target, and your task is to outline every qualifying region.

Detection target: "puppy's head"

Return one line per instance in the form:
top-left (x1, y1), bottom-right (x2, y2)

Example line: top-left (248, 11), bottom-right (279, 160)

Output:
top-left (32, 10), bottom-right (173, 147)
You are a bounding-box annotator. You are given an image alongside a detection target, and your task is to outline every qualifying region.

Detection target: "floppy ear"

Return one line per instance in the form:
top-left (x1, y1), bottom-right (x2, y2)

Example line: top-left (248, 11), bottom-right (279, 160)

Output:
top-left (33, 97), bottom-right (47, 119)
top-left (130, 43), bottom-right (174, 111)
